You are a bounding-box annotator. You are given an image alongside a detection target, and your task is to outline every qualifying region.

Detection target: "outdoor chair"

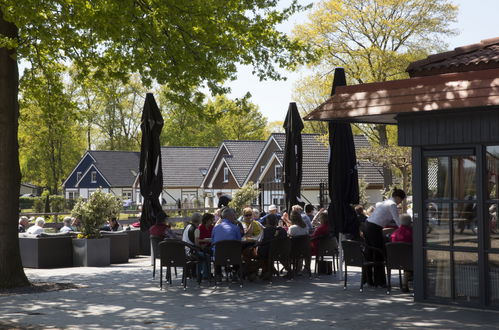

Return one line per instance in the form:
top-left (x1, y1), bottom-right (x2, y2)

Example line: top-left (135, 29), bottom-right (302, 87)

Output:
top-left (266, 236), bottom-right (291, 285)
top-left (158, 240), bottom-right (200, 290)
top-left (341, 239), bottom-right (384, 292)
top-left (313, 235), bottom-right (339, 276)
top-left (213, 240), bottom-right (243, 288)
top-left (151, 235), bottom-right (178, 279)
top-left (289, 235), bottom-right (312, 279)
top-left (385, 242), bottom-right (413, 294)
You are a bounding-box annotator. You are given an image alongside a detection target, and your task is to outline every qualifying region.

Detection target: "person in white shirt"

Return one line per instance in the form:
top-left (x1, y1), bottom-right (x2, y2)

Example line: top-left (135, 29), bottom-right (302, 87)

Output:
top-left (364, 189), bottom-right (406, 287)
top-left (27, 217), bottom-right (45, 235)
top-left (59, 217), bottom-right (73, 233)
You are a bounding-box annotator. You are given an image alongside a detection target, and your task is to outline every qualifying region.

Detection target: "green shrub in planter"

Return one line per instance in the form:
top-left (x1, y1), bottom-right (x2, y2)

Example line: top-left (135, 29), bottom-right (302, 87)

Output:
top-left (71, 188), bottom-right (121, 239)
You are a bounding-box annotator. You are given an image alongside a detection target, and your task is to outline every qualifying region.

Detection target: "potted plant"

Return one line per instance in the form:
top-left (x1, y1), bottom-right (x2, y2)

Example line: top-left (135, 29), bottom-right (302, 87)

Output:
top-left (71, 188), bottom-right (122, 266)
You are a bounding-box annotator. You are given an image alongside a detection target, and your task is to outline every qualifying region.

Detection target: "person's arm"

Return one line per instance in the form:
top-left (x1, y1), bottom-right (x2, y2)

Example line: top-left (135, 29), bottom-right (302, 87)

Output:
top-left (194, 228), bottom-right (200, 246)
top-left (390, 203), bottom-right (401, 226)
top-left (312, 208), bottom-right (325, 227)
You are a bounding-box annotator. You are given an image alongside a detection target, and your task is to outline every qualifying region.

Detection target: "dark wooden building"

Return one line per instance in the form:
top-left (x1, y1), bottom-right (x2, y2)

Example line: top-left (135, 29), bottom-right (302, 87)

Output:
top-left (305, 37), bottom-right (499, 309)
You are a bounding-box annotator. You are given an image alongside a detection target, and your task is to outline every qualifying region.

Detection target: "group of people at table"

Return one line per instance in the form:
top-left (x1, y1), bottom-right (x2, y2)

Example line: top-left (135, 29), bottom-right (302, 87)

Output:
top-left (149, 188), bottom-right (413, 290)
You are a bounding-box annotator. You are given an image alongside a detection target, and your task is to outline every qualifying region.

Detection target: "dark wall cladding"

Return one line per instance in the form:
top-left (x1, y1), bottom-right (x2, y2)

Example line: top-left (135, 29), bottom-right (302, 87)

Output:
top-left (397, 106), bottom-right (499, 146)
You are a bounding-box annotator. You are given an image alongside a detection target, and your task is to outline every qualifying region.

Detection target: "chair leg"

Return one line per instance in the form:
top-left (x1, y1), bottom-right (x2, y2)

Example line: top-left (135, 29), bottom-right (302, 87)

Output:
top-left (175, 267), bottom-right (178, 278)
top-left (160, 264), bottom-right (163, 290)
top-left (399, 269), bottom-right (403, 290)
top-left (153, 259), bottom-right (156, 279)
top-left (167, 266), bottom-right (172, 285)
top-left (239, 265), bottom-right (243, 288)
top-left (387, 268), bottom-right (391, 295)
top-left (182, 267), bottom-right (187, 290)
top-left (344, 265), bottom-right (347, 290)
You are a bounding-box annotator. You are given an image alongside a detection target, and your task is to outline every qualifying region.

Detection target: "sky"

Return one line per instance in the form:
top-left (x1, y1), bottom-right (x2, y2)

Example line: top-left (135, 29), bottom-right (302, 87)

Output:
top-left (226, 0), bottom-right (499, 123)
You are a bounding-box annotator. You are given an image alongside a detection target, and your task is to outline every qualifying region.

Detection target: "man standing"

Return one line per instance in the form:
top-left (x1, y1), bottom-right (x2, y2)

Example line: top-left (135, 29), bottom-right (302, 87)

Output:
top-left (217, 192), bottom-right (232, 208)
top-left (364, 189), bottom-right (406, 287)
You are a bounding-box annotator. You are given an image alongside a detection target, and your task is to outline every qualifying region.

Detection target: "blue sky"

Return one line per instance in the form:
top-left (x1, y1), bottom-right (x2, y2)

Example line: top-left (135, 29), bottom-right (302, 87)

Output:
top-left (226, 0), bottom-right (499, 123)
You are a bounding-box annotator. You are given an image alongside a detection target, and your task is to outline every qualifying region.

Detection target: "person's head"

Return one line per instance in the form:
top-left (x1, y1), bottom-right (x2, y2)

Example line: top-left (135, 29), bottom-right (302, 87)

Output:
top-left (392, 189), bottom-right (407, 204)
top-left (63, 216), bottom-right (72, 227)
top-left (216, 191), bottom-right (223, 198)
top-left (252, 208), bottom-right (260, 220)
top-left (201, 213), bottom-right (215, 227)
top-left (268, 204), bottom-right (278, 214)
top-left (291, 204), bottom-right (303, 213)
top-left (19, 216), bottom-right (29, 226)
top-left (221, 207), bottom-right (237, 222)
top-left (191, 212), bottom-right (202, 226)
top-left (290, 210), bottom-right (306, 228)
top-left (71, 217), bottom-right (80, 227)
top-left (35, 217), bottom-right (45, 227)
top-left (366, 206), bottom-right (375, 216)
top-left (400, 213), bottom-right (412, 226)
top-left (242, 207), bottom-right (253, 223)
top-left (318, 212), bottom-right (329, 226)
top-left (265, 214), bottom-right (278, 227)
top-left (305, 204), bottom-right (314, 215)
top-left (354, 205), bottom-right (365, 216)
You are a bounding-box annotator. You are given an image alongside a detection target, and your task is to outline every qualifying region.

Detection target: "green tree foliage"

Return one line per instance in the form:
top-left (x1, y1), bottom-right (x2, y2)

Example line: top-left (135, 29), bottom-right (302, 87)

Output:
top-left (229, 182), bottom-right (260, 214)
top-left (160, 92), bottom-right (268, 146)
top-left (19, 64), bottom-right (85, 194)
top-left (0, 0), bottom-right (311, 288)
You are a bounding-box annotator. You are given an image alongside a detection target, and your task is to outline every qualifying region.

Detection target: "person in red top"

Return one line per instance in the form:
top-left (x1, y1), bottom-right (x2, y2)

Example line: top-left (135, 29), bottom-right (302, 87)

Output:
top-left (310, 211), bottom-right (329, 256)
top-left (149, 215), bottom-right (176, 239)
top-left (195, 213), bottom-right (214, 248)
top-left (390, 213), bottom-right (413, 292)
top-left (390, 213), bottom-right (413, 243)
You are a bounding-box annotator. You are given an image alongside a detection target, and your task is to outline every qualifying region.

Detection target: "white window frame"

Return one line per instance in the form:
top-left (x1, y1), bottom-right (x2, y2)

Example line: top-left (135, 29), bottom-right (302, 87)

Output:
top-left (223, 167), bottom-right (229, 183)
top-left (76, 171), bottom-right (82, 182)
top-left (91, 171), bottom-right (97, 183)
top-left (274, 165), bottom-right (282, 183)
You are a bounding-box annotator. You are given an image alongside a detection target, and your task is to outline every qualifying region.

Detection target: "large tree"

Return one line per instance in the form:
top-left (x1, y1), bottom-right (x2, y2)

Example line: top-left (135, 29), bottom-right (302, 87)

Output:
top-left (293, 0), bottom-right (458, 188)
top-left (0, 0), bottom-right (309, 288)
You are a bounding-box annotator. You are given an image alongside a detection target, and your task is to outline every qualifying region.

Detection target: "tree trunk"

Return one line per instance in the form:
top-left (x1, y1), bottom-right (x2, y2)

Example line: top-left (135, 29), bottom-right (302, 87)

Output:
top-left (0, 12), bottom-right (30, 288)
top-left (376, 124), bottom-right (393, 191)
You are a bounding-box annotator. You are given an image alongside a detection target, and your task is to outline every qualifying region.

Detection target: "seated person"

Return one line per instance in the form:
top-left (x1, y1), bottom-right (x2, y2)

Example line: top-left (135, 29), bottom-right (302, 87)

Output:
top-left (310, 211), bottom-right (329, 256)
top-left (71, 217), bottom-right (81, 231)
top-left (288, 211), bottom-right (309, 237)
top-left (241, 207), bottom-right (263, 240)
top-left (60, 217), bottom-right (73, 233)
top-left (291, 204), bottom-right (313, 233)
top-left (18, 216), bottom-right (29, 233)
top-left (102, 217), bottom-right (123, 231)
top-left (195, 213), bottom-right (214, 248)
top-left (390, 213), bottom-right (413, 292)
top-left (211, 207), bottom-right (242, 280)
top-left (311, 208), bottom-right (326, 227)
top-left (259, 204), bottom-right (281, 225)
top-left (182, 213), bottom-right (202, 247)
top-left (27, 217), bottom-right (45, 235)
top-left (149, 215), bottom-right (176, 240)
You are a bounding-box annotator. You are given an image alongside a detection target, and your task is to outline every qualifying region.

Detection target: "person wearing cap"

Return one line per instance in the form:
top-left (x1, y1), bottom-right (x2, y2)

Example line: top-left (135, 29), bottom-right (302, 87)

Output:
top-left (27, 217), bottom-right (45, 235)
top-left (258, 204), bottom-right (281, 225)
top-left (18, 216), bottom-right (29, 233)
top-left (60, 217), bottom-right (73, 233)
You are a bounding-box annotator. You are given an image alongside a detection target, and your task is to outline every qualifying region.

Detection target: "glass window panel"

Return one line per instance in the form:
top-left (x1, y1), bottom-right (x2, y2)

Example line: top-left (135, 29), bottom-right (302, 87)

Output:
top-left (425, 203), bottom-right (451, 246)
top-left (486, 146), bottom-right (499, 200)
top-left (454, 252), bottom-right (479, 302)
top-left (453, 202), bottom-right (478, 248)
top-left (452, 156), bottom-right (476, 200)
top-left (488, 203), bottom-right (499, 250)
top-left (489, 253), bottom-right (499, 306)
top-left (426, 157), bottom-right (450, 199)
top-left (426, 250), bottom-right (451, 298)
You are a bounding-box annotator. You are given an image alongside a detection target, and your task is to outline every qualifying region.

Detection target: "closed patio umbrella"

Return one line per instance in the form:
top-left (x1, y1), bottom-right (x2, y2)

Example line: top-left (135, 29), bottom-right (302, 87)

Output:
top-left (283, 102), bottom-right (304, 211)
top-left (328, 68), bottom-right (360, 237)
top-left (139, 93), bottom-right (166, 231)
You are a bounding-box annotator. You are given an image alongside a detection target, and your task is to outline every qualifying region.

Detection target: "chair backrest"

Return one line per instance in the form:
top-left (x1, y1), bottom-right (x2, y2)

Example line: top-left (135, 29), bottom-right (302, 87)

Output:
top-left (214, 240), bottom-right (242, 266)
top-left (341, 240), bottom-right (365, 267)
top-left (269, 236), bottom-right (291, 261)
top-left (159, 240), bottom-right (187, 267)
top-left (150, 235), bottom-right (163, 260)
top-left (290, 235), bottom-right (311, 259)
top-left (317, 236), bottom-right (338, 257)
top-left (385, 242), bottom-right (413, 271)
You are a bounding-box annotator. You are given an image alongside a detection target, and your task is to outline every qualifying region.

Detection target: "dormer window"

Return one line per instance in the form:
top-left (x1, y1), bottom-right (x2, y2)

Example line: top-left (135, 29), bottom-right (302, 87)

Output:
top-left (91, 171), bottom-right (97, 183)
top-left (274, 165), bottom-right (282, 182)
top-left (223, 167), bottom-right (229, 183)
top-left (76, 171), bottom-right (82, 182)
top-left (260, 165), bottom-right (265, 173)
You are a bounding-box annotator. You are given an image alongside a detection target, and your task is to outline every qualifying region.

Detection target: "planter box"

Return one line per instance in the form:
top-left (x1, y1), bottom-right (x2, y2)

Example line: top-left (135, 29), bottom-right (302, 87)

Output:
top-left (101, 232), bottom-right (129, 264)
top-left (19, 234), bottom-right (73, 268)
top-left (125, 229), bottom-right (140, 258)
top-left (72, 238), bottom-right (110, 267)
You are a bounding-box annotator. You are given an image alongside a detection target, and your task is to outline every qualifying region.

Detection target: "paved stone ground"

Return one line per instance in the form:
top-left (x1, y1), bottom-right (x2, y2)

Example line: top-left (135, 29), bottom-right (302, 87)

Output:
top-left (1, 257), bottom-right (498, 329)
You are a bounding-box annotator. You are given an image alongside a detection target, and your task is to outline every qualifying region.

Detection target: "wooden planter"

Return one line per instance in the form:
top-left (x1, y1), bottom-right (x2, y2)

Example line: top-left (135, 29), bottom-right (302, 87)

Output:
top-left (72, 238), bottom-right (110, 267)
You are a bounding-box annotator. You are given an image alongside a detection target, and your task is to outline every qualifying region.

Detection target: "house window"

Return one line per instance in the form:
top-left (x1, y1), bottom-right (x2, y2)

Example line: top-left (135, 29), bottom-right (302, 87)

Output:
top-left (223, 167), bottom-right (229, 183)
top-left (91, 171), bottom-right (97, 183)
top-left (122, 190), bottom-right (132, 200)
top-left (76, 171), bottom-right (82, 182)
top-left (274, 165), bottom-right (282, 182)
top-left (68, 191), bottom-right (79, 200)
top-left (260, 165), bottom-right (265, 173)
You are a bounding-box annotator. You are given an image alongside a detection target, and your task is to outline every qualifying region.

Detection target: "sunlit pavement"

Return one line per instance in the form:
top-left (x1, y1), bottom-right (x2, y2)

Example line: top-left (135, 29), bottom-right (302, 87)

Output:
top-left (1, 257), bottom-right (497, 329)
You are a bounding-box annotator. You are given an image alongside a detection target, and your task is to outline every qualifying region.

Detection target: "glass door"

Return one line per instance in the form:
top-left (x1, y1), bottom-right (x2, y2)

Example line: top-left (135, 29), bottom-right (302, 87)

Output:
top-left (423, 151), bottom-right (480, 303)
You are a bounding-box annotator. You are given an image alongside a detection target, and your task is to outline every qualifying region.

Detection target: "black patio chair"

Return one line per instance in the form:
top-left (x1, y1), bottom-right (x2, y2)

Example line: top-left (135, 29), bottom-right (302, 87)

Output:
top-left (313, 235), bottom-right (339, 276)
top-left (267, 236), bottom-right (291, 285)
top-left (158, 240), bottom-right (200, 290)
top-left (213, 240), bottom-right (243, 288)
top-left (290, 235), bottom-right (312, 278)
top-left (341, 239), bottom-right (384, 292)
top-left (385, 242), bottom-right (413, 294)
top-left (150, 235), bottom-right (162, 279)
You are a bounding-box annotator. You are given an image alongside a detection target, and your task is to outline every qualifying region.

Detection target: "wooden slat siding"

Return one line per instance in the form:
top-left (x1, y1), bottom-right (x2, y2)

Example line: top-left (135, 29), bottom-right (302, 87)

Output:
top-left (398, 107), bottom-right (499, 146)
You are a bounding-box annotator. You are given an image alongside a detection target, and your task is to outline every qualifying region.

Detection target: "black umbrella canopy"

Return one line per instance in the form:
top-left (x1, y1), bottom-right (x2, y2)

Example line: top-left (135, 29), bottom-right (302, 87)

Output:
top-left (328, 68), bottom-right (360, 237)
top-left (283, 102), bottom-right (304, 211)
top-left (139, 93), bottom-right (167, 231)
